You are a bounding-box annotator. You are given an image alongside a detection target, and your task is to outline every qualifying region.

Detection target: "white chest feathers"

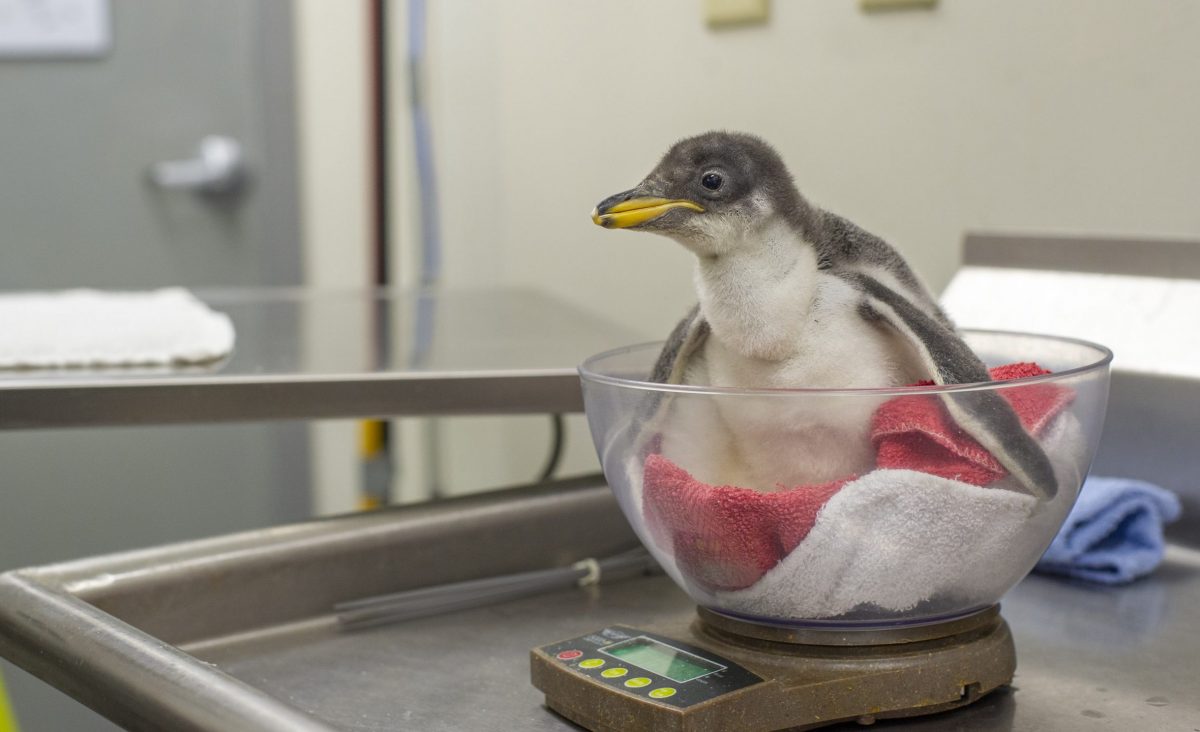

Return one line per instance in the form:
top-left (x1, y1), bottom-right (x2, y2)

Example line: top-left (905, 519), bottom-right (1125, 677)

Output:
top-left (692, 221), bottom-right (921, 391)
top-left (667, 226), bottom-right (929, 489)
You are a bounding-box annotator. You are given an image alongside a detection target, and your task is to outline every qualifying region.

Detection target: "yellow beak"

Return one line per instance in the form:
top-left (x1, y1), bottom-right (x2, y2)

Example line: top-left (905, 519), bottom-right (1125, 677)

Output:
top-left (591, 198), bottom-right (704, 229)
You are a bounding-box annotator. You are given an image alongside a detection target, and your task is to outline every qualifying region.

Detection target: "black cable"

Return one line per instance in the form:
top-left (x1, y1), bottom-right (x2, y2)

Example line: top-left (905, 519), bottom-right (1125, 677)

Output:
top-left (538, 413), bottom-right (566, 482)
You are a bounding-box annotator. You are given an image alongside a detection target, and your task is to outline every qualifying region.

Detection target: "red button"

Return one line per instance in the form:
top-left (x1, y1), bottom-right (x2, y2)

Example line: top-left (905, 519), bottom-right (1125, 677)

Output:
top-left (556, 650), bottom-right (583, 660)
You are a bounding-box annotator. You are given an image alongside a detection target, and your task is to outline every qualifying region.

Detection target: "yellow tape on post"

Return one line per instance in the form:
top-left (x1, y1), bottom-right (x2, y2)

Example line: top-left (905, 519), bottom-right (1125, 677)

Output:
top-left (358, 419), bottom-right (389, 510)
top-left (0, 667), bottom-right (20, 732)
top-left (359, 419), bottom-right (385, 458)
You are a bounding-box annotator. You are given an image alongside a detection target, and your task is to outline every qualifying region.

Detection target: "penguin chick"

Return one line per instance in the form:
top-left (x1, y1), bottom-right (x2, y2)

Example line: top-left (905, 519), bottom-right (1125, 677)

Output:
top-left (592, 131), bottom-right (1056, 499)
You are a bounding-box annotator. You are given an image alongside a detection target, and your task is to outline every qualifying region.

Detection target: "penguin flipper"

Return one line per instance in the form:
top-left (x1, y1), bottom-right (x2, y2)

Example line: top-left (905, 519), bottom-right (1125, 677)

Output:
top-left (841, 271), bottom-right (1058, 501)
top-left (623, 306), bottom-right (711, 458)
top-left (650, 305), bottom-right (709, 385)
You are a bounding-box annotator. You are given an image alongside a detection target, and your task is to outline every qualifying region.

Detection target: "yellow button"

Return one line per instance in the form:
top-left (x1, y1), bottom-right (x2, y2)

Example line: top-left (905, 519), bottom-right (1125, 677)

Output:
top-left (578, 658), bottom-right (605, 669)
top-left (649, 687), bottom-right (677, 699)
top-left (624, 677), bottom-right (652, 688)
top-left (601, 667), bottom-right (628, 678)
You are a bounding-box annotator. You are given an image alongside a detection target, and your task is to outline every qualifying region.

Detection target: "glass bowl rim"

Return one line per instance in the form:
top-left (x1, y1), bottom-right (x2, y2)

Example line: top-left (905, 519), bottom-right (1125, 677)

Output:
top-left (578, 328), bottom-right (1112, 398)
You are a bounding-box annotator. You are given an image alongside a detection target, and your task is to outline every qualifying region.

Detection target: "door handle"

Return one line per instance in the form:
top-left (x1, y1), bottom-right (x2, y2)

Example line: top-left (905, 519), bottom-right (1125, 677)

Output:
top-left (149, 136), bottom-right (246, 194)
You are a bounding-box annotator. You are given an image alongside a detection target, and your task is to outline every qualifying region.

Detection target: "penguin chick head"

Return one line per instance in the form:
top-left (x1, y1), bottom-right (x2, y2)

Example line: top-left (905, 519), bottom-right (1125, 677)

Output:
top-left (591, 131), bottom-right (808, 256)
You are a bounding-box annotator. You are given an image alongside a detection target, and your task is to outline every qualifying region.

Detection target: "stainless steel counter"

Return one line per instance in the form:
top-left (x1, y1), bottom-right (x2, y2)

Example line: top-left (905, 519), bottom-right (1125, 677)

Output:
top-left (0, 288), bottom-right (638, 428)
top-left (1, 479), bottom-right (1196, 731)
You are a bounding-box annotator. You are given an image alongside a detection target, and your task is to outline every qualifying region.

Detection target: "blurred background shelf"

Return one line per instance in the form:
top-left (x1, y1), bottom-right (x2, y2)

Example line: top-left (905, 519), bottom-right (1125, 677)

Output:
top-left (0, 287), bottom-right (637, 429)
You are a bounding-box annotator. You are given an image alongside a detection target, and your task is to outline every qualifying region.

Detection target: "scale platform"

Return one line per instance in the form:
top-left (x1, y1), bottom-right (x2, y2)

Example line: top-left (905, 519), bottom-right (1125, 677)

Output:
top-left (531, 605), bottom-right (1014, 732)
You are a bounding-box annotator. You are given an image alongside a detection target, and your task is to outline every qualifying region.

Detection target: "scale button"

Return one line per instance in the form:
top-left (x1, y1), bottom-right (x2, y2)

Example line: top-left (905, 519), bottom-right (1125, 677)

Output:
top-left (649, 687), bottom-right (677, 699)
top-left (624, 677), bottom-right (652, 688)
top-left (578, 658), bottom-right (605, 669)
top-left (601, 667), bottom-right (628, 678)
top-left (556, 650), bottom-right (583, 661)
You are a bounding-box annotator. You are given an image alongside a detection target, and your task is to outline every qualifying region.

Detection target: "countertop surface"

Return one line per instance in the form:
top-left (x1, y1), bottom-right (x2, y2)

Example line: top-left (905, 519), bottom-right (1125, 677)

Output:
top-left (197, 546), bottom-right (1200, 731)
top-left (5, 479), bottom-right (1196, 731)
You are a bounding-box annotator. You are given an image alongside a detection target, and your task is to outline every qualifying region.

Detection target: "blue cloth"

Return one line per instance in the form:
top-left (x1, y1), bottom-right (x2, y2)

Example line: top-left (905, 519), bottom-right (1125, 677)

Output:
top-left (1035, 476), bottom-right (1182, 585)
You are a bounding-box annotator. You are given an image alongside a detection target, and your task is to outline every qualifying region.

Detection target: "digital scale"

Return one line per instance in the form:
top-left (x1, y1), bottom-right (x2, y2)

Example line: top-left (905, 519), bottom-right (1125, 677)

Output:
top-left (530, 605), bottom-right (1014, 731)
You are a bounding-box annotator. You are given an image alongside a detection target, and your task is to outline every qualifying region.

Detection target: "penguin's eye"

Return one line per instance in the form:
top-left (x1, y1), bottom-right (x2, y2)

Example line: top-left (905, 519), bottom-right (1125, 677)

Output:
top-left (700, 172), bottom-right (723, 191)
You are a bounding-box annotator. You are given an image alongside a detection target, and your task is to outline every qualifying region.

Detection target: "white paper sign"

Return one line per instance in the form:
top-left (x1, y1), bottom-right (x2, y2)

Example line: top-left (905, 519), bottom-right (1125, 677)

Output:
top-left (0, 0), bottom-right (111, 58)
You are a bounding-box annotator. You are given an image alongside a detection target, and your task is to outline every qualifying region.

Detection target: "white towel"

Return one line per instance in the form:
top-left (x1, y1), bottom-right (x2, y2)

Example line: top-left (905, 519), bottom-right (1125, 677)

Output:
top-left (621, 410), bottom-right (1086, 620)
top-left (0, 288), bottom-right (235, 369)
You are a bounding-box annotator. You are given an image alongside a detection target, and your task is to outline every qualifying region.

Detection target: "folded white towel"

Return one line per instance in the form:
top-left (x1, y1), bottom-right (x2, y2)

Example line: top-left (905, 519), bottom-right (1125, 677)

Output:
top-left (0, 288), bottom-right (235, 369)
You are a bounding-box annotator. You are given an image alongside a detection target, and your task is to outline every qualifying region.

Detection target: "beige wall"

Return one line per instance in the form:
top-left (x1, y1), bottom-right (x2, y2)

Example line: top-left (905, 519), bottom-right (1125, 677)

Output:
top-left (415, 0), bottom-right (1199, 305)
top-left (391, 0), bottom-right (1200, 494)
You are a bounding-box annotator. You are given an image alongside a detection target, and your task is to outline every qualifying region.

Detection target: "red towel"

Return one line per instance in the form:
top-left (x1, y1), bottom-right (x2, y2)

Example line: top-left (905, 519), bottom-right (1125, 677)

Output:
top-left (873, 362), bottom-right (1075, 485)
top-left (642, 362), bottom-right (1074, 592)
top-left (643, 454), bottom-right (848, 592)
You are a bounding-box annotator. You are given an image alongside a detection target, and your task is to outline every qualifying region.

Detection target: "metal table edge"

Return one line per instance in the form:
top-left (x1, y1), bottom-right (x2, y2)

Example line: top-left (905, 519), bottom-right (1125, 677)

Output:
top-left (0, 370), bottom-right (585, 429)
top-left (18, 474), bottom-right (612, 594)
top-left (0, 475), bottom-right (628, 731)
top-left (0, 572), bottom-right (337, 732)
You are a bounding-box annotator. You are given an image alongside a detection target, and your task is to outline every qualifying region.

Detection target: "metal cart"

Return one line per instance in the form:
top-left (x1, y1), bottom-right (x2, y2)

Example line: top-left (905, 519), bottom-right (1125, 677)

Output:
top-left (1, 285), bottom-right (1197, 731)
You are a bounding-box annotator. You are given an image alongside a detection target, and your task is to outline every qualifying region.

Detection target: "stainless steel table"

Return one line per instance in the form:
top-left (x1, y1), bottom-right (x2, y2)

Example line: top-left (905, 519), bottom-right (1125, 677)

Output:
top-left (3, 284), bottom-right (1196, 730)
top-left (2, 479), bottom-right (1197, 731)
top-left (0, 287), bottom-right (639, 428)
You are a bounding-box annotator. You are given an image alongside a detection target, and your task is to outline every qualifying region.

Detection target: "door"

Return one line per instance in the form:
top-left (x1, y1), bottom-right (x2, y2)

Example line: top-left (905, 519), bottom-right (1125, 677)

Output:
top-left (0, 2), bottom-right (307, 730)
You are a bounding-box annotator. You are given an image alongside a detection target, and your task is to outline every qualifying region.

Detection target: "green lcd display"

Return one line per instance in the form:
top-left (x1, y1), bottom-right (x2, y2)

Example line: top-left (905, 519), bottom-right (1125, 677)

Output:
top-left (601, 637), bottom-right (723, 682)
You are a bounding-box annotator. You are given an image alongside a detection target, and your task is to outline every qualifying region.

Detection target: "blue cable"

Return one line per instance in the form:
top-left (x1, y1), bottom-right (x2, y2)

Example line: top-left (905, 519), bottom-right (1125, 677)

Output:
top-left (408, 0), bottom-right (442, 290)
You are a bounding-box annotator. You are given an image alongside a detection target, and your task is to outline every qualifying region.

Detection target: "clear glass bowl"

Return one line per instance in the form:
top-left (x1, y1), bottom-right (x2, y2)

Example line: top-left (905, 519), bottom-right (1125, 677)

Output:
top-left (580, 331), bottom-right (1112, 629)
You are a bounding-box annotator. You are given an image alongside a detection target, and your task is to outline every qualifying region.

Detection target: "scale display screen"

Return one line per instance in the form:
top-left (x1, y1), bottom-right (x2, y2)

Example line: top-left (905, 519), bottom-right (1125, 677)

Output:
top-left (601, 636), bottom-right (723, 682)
